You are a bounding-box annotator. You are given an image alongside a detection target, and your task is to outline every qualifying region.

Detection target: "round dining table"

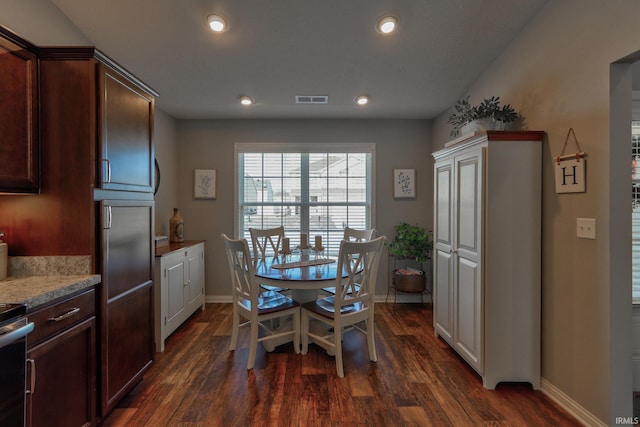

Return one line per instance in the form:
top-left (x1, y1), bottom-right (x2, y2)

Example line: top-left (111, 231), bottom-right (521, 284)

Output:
top-left (254, 253), bottom-right (344, 303)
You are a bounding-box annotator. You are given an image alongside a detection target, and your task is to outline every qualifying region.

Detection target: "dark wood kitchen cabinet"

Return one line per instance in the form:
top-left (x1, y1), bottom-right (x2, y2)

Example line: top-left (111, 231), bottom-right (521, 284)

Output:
top-left (0, 33), bottom-right (158, 419)
top-left (0, 47), bottom-right (157, 257)
top-left (0, 44), bottom-right (158, 420)
top-left (39, 47), bottom-right (155, 195)
top-left (98, 63), bottom-right (155, 193)
top-left (37, 48), bottom-right (157, 416)
top-left (0, 27), bottom-right (39, 193)
top-left (99, 200), bottom-right (154, 412)
top-left (26, 288), bottom-right (97, 427)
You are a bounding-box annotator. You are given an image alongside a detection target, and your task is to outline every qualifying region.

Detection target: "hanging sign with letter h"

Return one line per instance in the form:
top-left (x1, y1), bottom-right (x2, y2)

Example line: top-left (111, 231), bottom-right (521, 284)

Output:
top-left (554, 128), bottom-right (587, 194)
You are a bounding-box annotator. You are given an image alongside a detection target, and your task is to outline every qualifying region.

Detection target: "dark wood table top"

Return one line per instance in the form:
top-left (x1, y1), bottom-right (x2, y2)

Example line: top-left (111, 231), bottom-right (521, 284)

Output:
top-left (254, 254), bottom-right (343, 286)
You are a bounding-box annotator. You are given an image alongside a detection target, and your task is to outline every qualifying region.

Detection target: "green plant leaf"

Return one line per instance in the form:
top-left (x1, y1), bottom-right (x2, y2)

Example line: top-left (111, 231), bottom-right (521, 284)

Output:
top-left (447, 95), bottom-right (522, 137)
top-left (385, 222), bottom-right (433, 263)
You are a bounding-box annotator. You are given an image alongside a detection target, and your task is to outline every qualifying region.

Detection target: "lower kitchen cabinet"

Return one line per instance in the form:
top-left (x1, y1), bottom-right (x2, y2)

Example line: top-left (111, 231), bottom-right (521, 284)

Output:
top-left (103, 284), bottom-right (153, 407)
top-left (100, 200), bottom-right (154, 415)
top-left (26, 288), bottom-right (97, 427)
top-left (154, 241), bottom-right (205, 352)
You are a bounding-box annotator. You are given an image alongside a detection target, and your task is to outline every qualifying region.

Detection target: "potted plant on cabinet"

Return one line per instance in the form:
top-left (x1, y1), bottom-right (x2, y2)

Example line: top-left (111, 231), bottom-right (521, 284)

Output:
top-left (386, 223), bottom-right (433, 292)
top-left (447, 95), bottom-right (522, 137)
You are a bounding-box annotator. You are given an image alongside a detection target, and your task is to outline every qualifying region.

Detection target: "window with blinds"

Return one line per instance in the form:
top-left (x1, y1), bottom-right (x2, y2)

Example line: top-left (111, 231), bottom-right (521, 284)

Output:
top-left (236, 143), bottom-right (374, 256)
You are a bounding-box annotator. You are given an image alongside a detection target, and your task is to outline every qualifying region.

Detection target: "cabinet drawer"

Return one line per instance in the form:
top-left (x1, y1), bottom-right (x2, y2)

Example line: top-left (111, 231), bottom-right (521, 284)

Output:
top-left (162, 249), bottom-right (184, 267)
top-left (28, 288), bottom-right (96, 346)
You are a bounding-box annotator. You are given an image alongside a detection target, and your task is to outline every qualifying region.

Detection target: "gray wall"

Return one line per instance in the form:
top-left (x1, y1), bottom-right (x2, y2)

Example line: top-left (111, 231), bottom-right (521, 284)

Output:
top-left (174, 119), bottom-right (432, 298)
top-left (153, 109), bottom-right (179, 236)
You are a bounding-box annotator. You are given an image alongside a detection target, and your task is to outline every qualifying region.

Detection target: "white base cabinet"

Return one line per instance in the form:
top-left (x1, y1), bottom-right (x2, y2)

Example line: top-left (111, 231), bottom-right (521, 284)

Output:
top-left (154, 241), bottom-right (205, 352)
top-left (432, 131), bottom-right (543, 389)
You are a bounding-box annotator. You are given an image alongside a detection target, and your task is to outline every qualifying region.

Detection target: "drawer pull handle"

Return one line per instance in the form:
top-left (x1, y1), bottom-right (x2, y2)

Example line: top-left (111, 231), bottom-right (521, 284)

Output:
top-left (102, 158), bottom-right (111, 183)
top-left (27, 358), bottom-right (36, 395)
top-left (48, 307), bottom-right (80, 322)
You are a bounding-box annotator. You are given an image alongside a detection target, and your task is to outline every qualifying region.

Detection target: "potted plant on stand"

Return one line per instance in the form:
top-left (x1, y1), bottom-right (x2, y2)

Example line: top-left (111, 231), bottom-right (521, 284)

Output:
top-left (386, 223), bottom-right (433, 293)
top-left (447, 95), bottom-right (522, 137)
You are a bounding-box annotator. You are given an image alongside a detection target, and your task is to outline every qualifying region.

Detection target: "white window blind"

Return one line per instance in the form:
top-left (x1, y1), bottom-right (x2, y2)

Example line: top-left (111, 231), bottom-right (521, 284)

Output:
top-left (236, 143), bottom-right (374, 256)
top-left (633, 122), bottom-right (640, 303)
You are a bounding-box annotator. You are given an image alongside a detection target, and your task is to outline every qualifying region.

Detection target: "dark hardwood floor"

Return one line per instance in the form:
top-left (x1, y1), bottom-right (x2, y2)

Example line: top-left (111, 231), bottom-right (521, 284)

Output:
top-left (100, 303), bottom-right (580, 426)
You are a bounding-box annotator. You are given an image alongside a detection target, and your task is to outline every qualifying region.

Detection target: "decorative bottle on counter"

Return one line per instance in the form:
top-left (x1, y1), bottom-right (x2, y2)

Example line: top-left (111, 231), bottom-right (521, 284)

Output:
top-left (169, 208), bottom-right (184, 243)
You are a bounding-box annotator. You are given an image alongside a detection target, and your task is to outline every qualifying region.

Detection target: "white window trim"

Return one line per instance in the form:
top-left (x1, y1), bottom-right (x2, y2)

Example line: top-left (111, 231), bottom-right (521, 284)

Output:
top-left (233, 142), bottom-right (376, 238)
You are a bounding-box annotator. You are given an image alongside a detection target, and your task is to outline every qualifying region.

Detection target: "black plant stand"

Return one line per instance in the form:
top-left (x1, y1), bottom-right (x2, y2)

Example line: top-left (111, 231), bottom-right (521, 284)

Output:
top-left (386, 256), bottom-right (432, 309)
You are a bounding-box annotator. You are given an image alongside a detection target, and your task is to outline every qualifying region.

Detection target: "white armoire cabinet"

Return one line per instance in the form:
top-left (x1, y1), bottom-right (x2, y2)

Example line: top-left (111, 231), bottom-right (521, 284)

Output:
top-left (154, 241), bottom-right (205, 352)
top-left (432, 131), bottom-right (543, 389)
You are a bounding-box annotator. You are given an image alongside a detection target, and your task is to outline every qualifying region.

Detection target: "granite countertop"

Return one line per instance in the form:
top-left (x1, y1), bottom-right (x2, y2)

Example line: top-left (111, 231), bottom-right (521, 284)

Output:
top-left (0, 274), bottom-right (101, 309)
top-left (0, 255), bottom-right (100, 309)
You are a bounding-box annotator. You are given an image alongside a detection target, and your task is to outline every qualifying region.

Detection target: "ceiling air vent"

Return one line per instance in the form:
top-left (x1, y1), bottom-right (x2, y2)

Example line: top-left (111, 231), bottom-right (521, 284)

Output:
top-left (295, 95), bottom-right (328, 104)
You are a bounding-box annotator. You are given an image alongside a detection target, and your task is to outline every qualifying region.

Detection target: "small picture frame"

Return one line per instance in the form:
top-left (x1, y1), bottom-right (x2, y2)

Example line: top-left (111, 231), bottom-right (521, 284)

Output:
top-left (554, 158), bottom-right (586, 194)
top-left (394, 169), bottom-right (415, 198)
top-left (194, 169), bottom-right (216, 199)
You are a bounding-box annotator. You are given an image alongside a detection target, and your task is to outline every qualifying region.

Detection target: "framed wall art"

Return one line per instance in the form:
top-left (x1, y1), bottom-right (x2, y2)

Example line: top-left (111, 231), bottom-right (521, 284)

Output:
top-left (554, 128), bottom-right (587, 194)
top-left (194, 169), bottom-right (216, 199)
top-left (393, 168), bottom-right (415, 198)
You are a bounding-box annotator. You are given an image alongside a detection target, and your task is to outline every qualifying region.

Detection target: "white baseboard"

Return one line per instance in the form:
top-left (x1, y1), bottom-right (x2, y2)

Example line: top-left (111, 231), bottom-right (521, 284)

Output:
top-left (375, 293), bottom-right (432, 304)
top-left (206, 295), bottom-right (232, 303)
top-left (541, 377), bottom-right (606, 426)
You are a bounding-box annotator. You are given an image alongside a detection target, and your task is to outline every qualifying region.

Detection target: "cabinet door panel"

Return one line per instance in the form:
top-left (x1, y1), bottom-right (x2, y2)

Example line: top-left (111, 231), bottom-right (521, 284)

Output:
top-left (0, 31), bottom-right (38, 193)
top-left (455, 256), bottom-right (481, 370)
top-left (435, 162), bottom-right (453, 247)
top-left (100, 200), bottom-right (154, 415)
top-left (186, 249), bottom-right (204, 306)
top-left (434, 248), bottom-right (453, 342)
top-left (103, 284), bottom-right (153, 413)
top-left (167, 261), bottom-right (186, 321)
top-left (102, 201), bottom-right (153, 299)
top-left (433, 160), bottom-right (454, 343)
top-left (99, 65), bottom-right (154, 193)
top-left (456, 154), bottom-right (481, 253)
top-left (27, 318), bottom-right (96, 427)
top-left (454, 148), bottom-right (483, 372)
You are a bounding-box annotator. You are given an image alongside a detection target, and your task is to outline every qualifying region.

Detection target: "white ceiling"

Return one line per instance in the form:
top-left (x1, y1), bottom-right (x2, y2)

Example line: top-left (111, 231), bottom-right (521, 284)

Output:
top-left (51, 0), bottom-right (548, 120)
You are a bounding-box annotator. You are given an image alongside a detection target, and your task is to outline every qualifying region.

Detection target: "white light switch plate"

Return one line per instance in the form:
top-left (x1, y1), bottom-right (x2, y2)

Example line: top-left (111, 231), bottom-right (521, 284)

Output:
top-left (576, 218), bottom-right (596, 239)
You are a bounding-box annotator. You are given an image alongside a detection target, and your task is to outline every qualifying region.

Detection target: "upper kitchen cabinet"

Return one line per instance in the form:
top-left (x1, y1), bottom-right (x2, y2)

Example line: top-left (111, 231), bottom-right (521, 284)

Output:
top-left (39, 48), bottom-right (157, 197)
top-left (99, 63), bottom-right (156, 193)
top-left (0, 27), bottom-right (39, 193)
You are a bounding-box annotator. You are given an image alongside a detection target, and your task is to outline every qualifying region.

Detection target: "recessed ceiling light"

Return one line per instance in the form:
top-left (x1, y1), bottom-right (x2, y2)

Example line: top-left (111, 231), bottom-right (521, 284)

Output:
top-left (207, 14), bottom-right (228, 32)
top-left (238, 95), bottom-right (254, 105)
top-left (355, 95), bottom-right (369, 105)
top-left (377, 16), bottom-right (397, 34)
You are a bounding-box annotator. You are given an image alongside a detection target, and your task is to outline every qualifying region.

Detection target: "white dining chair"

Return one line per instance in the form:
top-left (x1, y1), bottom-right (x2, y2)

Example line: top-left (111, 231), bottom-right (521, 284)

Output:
top-left (321, 227), bottom-right (376, 296)
top-left (343, 227), bottom-right (376, 243)
top-left (249, 226), bottom-right (290, 294)
top-left (249, 226), bottom-right (285, 258)
top-left (301, 235), bottom-right (385, 377)
top-left (221, 233), bottom-right (300, 370)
